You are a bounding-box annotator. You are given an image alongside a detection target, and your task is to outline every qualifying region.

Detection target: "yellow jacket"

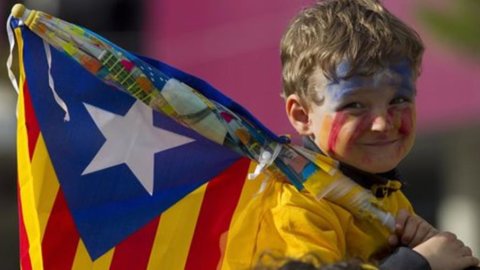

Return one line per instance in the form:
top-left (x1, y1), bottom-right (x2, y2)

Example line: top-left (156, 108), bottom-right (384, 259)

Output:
top-left (224, 176), bottom-right (413, 270)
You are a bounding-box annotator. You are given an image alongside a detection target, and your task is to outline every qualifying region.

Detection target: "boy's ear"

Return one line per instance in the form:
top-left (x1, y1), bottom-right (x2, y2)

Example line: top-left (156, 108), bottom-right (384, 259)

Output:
top-left (285, 94), bottom-right (311, 135)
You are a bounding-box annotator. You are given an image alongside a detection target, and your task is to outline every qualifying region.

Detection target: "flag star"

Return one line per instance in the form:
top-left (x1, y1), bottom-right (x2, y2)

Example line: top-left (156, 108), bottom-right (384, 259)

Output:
top-left (82, 100), bottom-right (195, 195)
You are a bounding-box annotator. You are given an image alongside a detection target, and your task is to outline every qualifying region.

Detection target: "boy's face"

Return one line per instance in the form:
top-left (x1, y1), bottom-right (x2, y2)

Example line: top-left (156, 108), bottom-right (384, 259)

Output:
top-left (288, 61), bottom-right (416, 173)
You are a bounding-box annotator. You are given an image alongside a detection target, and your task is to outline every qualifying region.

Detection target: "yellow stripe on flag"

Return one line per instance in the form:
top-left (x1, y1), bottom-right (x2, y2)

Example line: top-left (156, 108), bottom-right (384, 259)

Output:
top-left (71, 240), bottom-right (114, 270)
top-left (30, 135), bottom-right (60, 239)
top-left (146, 184), bottom-right (207, 270)
top-left (16, 26), bottom-right (45, 270)
top-left (14, 27), bottom-right (25, 86)
top-left (219, 161), bottom-right (265, 270)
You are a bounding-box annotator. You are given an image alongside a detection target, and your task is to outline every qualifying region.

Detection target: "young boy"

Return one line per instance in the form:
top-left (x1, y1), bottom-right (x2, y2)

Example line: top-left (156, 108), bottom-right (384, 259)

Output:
top-left (225, 0), bottom-right (478, 269)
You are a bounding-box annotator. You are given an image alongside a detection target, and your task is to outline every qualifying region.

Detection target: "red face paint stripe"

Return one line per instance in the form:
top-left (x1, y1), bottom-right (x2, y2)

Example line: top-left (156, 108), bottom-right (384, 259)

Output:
top-left (41, 190), bottom-right (80, 270)
top-left (109, 216), bottom-right (161, 270)
top-left (327, 113), bottom-right (348, 153)
top-left (399, 108), bottom-right (413, 135)
top-left (23, 83), bottom-right (40, 159)
top-left (17, 186), bottom-right (33, 270)
top-left (184, 158), bottom-right (250, 270)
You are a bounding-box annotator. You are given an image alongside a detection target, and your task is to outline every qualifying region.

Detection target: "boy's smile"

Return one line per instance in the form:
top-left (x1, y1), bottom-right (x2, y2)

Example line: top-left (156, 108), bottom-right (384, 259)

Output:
top-left (289, 61), bottom-right (416, 173)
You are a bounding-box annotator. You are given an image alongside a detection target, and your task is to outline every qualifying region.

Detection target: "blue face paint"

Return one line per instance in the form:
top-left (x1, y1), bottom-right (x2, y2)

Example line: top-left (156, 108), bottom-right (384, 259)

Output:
top-left (326, 60), bottom-right (416, 105)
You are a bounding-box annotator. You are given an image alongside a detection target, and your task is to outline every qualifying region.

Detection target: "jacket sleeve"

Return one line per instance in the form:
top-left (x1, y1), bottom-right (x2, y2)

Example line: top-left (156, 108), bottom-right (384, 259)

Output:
top-left (380, 247), bottom-right (431, 270)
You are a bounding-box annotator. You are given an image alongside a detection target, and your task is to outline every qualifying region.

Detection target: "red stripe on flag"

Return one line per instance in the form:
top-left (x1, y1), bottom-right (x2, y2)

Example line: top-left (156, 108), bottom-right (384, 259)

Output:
top-left (23, 83), bottom-right (40, 159)
top-left (184, 158), bottom-right (250, 270)
top-left (42, 190), bottom-right (80, 270)
top-left (17, 187), bottom-right (33, 270)
top-left (109, 216), bottom-right (161, 270)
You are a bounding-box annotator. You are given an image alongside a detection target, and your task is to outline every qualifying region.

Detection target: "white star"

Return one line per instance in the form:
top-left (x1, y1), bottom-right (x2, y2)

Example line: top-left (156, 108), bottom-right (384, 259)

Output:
top-left (82, 100), bottom-right (195, 195)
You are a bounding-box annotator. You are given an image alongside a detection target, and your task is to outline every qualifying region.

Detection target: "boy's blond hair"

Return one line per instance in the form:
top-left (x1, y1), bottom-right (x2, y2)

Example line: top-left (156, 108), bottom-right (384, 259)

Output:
top-left (280, 0), bottom-right (424, 104)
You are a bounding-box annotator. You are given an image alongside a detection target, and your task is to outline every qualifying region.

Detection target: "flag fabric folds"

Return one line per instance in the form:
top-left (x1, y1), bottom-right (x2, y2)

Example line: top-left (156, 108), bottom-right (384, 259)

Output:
top-left (14, 18), bottom-right (264, 269)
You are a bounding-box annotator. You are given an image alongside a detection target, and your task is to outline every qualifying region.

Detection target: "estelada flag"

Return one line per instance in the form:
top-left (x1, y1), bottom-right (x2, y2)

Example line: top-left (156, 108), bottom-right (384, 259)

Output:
top-left (12, 17), bottom-right (266, 270)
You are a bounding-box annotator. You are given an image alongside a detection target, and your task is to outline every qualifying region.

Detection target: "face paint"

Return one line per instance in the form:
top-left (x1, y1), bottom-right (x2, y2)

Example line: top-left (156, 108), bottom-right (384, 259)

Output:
top-left (326, 60), bottom-right (416, 107)
top-left (347, 113), bottom-right (372, 148)
top-left (398, 107), bottom-right (414, 136)
top-left (327, 112), bottom-right (348, 153)
top-left (308, 60), bottom-right (417, 173)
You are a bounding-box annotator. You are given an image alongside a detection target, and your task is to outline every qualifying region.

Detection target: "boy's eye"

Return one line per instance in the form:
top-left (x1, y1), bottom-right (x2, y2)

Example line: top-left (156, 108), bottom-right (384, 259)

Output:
top-left (390, 96), bottom-right (412, 105)
top-left (340, 102), bottom-right (365, 110)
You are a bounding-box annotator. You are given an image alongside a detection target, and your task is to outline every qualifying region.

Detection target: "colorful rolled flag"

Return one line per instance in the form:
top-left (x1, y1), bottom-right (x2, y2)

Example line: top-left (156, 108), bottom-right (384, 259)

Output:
top-left (8, 3), bottom-right (396, 269)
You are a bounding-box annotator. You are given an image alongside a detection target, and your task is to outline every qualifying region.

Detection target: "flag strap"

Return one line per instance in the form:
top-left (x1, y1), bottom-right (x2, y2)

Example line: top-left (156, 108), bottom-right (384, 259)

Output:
top-left (248, 143), bottom-right (282, 180)
top-left (43, 40), bottom-right (70, 121)
top-left (7, 15), bottom-right (70, 122)
top-left (6, 15), bottom-right (19, 95)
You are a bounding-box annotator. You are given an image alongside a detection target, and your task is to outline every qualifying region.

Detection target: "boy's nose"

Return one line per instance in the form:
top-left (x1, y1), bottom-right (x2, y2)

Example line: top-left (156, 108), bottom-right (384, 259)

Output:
top-left (370, 113), bottom-right (393, 132)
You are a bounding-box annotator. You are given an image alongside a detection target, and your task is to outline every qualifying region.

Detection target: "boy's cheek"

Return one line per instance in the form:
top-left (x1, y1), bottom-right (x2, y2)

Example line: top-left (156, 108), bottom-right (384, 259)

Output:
top-left (315, 114), bottom-right (333, 152)
top-left (318, 113), bottom-right (358, 155)
top-left (325, 112), bottom-right (349, 154)
top-left (398, 107), bottom-right (416, 136)
top-left (398, 107), bottom-right (417, 155)
top-left (347, 115), bottom-right (371, 145)
top-left (331, 123), bottom-right (358, 155)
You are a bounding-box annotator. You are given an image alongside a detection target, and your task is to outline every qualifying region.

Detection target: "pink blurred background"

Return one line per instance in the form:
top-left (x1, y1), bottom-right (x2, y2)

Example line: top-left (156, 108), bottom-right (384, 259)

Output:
top-left (143, 0), bottom-right (480, 136)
